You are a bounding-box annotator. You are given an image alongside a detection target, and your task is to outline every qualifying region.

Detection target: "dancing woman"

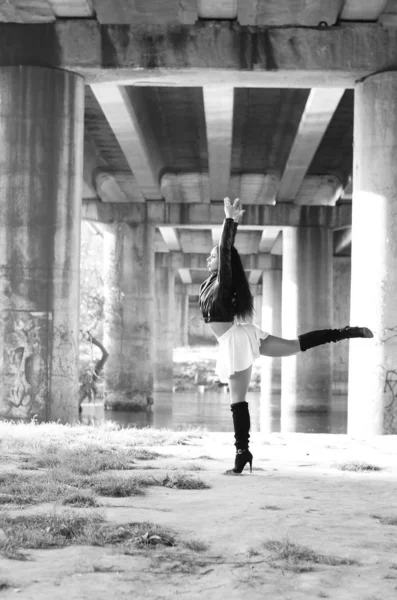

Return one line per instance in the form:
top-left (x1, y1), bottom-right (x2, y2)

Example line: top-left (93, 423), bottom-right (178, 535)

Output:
top-left (199, 198), bottom-right (373, 475)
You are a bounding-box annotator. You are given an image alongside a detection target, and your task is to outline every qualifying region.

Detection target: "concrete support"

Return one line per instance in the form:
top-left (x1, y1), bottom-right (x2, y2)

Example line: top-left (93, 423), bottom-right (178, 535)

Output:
top-left (154, 267), bottom-right (175, 391)
top-left (103, 222), bottom-right (155, 410)
top-left (333, 256), bottom-right (351, 395)
top-left (260, 269), bottom-right (282, 433)
top-left (281, 227), bottom-right (333, 431)
top-left (348, 73), bottom-right (397, 435)
top-left (175, 285), bottom-right (189, 348)
top-left (0, 66), bottom-right (84, 423)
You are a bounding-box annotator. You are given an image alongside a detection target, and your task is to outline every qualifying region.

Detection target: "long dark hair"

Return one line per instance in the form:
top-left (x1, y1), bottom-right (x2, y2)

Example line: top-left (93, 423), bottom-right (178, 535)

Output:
top-left (231, 246), bottom-right (254, 321)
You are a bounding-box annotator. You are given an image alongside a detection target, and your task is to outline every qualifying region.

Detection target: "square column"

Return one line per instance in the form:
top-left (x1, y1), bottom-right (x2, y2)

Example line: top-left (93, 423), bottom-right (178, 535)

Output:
top-left (0, 67), bottom-right (84, 423)
top-left (349, 73), bottom-right (397, 435)
top-left (154, 266), bottom-right (176, 391)
top-left (175, 284), bottom-right (189, 348)
top-left (103, 221), bottom-right (155, 410)
top-left (260, 268), bottom-right (282, 433)
top-left (281, 227), bottom-right (333, 432)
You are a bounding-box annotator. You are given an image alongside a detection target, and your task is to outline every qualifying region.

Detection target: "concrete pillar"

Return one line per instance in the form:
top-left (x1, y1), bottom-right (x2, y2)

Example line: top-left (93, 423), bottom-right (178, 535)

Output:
top-left (333, 256), bottom-right (351, 395)
top-left (281, 227), bottom-right (333, 431)
top-left (260, 269), bottom-right (282, 433)
top-left (175, 284), bottom-right (189, 347)
top-left (154, 266), bottom-right (175, 391)
top-left (0, 66), bottom-right (84, 423)
top-left (348, 73), bottom-right (397, 435)
top-left (103, 221), bottom-right (155, 410)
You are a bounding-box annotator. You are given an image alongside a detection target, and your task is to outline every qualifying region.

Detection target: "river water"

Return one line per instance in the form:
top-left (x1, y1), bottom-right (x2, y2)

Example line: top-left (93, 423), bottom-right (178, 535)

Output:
top-left (80, 390), bottom-right (348, 434)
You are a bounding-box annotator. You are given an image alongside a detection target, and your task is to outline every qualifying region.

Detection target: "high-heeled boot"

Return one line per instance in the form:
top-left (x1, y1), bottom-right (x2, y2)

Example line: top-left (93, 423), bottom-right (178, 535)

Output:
top-left (225, 401), bottom-right (253, 475)
top-left (299, 326), bottom-right (373, 352)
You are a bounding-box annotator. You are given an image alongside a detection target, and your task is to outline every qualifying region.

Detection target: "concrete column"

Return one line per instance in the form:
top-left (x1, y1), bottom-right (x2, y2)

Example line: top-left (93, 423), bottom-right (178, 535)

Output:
top-left (154, 266), bottom-right (175, 391)
top-left (0, 66), bottom-right (84, 423)
top-left (333, 256), bottom-right (351, 395)
top-left (281, 227), bottom-right (333, 431)
top-left (175, 285), bottom-right (189, 347)
top-left (348, 73), bottom-right (397, 435)
top-left (260, 269), bottom-right (282, 433)
top-left (103, 221), bottom-right (155, 410)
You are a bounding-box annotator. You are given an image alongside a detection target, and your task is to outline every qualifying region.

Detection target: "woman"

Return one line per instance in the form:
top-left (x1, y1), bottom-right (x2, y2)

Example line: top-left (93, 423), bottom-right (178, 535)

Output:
top-left (199, 197), bottom-right (373, 475)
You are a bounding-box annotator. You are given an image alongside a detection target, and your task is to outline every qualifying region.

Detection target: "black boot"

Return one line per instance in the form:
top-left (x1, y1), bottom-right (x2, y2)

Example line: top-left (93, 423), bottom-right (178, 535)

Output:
top-left (225, 401), bottom-right (253, 475)
top-left (299, 326), bottom-right (373, 352)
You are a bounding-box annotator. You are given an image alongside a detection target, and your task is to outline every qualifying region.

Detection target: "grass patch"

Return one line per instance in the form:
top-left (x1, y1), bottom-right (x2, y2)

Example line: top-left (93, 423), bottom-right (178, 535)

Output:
top-left (0, 511), bottom-right (179, 559)
top-left (0, 472), bottom-right (71, 506)
top-left (0, 421), bottom-right (203, 456)
top-left (182, 538), bottom-right (210, 552)
top-left (371, 515), bottom-right (397, 526)
top-left (90, 474), bottom-right (147, 497)
top-left (263, 538), bottom-right (359, 570)
top-left (161, 473), bottom-right (210, 490)
top-left (61, 490), bottom-right (99, 507)
top-left (0, 510), bottom-right (104, 552)
top-left (333, 461), bottom-right (381, 472)
top-left (260, 505), bottom-right (282, 511)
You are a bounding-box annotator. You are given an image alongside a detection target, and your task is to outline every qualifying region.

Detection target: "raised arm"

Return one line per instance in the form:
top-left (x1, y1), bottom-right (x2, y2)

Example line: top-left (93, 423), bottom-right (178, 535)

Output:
top-left (218, 198), bottom-right (244, 288)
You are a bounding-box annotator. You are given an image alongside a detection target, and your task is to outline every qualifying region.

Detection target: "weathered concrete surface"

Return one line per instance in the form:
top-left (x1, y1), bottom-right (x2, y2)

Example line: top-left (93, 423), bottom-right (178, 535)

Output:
top-left (348, 72), bottom-right (397, 435)
top-left (260, 268), bottom-right (282, 433)
top-left (153, 267), bottom-right (175, 391)
top-left (0, 66), bottom-right (84, 423)
top-left (281, 227), bottom-right (333, 423)
top-left (103, 222), bottom-right (155, 410)
top-left (82, 201), bottom-right (352, 229)
top-left (0, 22), bottom-right (396, 87)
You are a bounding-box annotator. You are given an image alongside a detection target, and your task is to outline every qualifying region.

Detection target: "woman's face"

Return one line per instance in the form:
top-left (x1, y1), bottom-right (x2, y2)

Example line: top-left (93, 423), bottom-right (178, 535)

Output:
top-left (207, 246), bottom-right (219, 272)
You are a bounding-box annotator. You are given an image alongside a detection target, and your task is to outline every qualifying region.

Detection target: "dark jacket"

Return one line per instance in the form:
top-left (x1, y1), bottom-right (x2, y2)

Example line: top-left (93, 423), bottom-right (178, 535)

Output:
top-left (198, 218), bottom-right (238, 323)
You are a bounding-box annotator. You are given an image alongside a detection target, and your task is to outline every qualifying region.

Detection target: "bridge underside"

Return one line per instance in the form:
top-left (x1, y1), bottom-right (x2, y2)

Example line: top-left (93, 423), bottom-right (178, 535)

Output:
top-left (0, 0), bottom-right (397, 434)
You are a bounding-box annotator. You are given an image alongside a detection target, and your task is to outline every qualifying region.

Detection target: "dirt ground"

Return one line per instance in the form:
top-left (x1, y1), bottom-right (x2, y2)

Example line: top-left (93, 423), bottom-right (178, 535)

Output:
top-left (1, 432), bottom-right (397, 599)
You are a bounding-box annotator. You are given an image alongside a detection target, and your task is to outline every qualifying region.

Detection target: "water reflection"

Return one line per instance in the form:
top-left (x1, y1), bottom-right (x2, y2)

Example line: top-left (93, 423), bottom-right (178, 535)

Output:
top-left (80, 390), bottom-right (348, 434)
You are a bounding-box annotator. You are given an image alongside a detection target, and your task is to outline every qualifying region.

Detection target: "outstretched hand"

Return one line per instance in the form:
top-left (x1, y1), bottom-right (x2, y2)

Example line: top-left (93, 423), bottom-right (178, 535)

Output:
top-left (224, 197), bottom-right (245, 222)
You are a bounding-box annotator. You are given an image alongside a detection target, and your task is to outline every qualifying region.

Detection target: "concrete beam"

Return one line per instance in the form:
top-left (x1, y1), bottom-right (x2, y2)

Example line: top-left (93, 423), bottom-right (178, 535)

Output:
top-left (90, 84), bottom-right (162, 200)
top-left (0, 1), bottom-right (55, 22)
top-left (50, 1), bottom-right (94, 17)
top-left (2, 22), bottom-right (397, 88)
top-left (155, 252), bottom-right (278, 270)
top-left (82, 200), bottom-right (352, 229)
top-left (238, 0), bottom-right (342, 26)
top-left (334, 227), bottom-right (352, 255)
top-left (84, 137), bottom-right (132, 202)
top-left (158, 227), bottom-right (181, 251)
top-left (199, 0), bottom-right (237, 19)
top-left (94, 0), bottom-right (198, 25)
top-left (178, 268), bottom-right (192, 284)
top-left (340, 0), bottom-right (388, 21)
top-left (277, 88), bottom-right (345, 203)
top-left (203, 85), bottom-right (234, 201)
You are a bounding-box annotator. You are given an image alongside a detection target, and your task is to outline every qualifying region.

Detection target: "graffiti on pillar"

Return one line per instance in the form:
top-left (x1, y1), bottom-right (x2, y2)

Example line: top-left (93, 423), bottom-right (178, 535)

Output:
top-left (2, 310), bottom-right (50, 418)
top-left (51, 324), bottom-right (78, 381)
top-left (380, 326), bottom-right (397, 432)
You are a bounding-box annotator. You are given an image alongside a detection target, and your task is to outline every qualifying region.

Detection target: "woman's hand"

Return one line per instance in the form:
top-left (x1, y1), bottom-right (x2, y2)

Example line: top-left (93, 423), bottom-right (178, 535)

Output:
top-left (224, 197), bottom-right (245, 222)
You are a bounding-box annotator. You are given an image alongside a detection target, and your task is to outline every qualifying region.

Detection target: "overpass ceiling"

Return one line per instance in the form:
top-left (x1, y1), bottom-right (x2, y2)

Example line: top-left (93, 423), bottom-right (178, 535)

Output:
top-left (2, 0), bottom-right (382, 280)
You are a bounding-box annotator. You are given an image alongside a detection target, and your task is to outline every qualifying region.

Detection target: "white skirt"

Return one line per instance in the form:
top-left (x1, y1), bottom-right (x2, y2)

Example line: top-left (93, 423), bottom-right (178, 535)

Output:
top-left (215, 323), bottom-right (269, 383)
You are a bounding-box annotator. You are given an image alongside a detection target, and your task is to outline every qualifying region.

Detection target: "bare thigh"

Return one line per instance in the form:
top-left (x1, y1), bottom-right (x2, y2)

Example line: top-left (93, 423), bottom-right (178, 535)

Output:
top-left (229, 365), bottom-right (252, 404)
top-left (259, 335), bottom-right (301, 357)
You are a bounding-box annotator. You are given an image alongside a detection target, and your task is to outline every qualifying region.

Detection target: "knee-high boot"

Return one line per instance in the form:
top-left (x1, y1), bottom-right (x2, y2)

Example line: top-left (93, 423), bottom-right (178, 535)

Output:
top-left (225, 401), bottom-right (253, 474)
top-left (298, 326), bottom-right (373, 352)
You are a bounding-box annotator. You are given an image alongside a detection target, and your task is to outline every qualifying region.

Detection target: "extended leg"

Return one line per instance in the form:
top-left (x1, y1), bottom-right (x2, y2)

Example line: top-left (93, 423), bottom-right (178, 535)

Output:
top-left (259, 327), bottom-right (373, 357)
